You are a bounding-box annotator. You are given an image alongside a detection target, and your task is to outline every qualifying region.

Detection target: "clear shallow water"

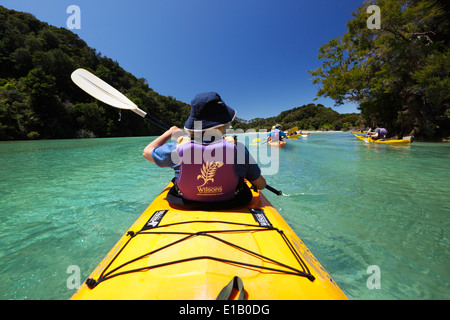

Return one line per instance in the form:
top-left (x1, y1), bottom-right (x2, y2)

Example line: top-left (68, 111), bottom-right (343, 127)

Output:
top-left (0, 133), bottom-right (448, 300)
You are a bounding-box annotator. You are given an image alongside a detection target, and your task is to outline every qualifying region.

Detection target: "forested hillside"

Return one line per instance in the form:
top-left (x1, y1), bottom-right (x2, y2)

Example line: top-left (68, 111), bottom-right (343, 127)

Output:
top-left (0, 6), bottom-right (190, 140)
top-left (232, 103), bottom-right (362, 132)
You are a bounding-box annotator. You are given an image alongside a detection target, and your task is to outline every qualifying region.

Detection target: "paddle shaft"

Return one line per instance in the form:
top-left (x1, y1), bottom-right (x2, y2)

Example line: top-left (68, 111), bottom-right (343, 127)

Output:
top-left (265, 184), bottom-right (283, 196)
top-left (144, 113), bottom-right (170, 130)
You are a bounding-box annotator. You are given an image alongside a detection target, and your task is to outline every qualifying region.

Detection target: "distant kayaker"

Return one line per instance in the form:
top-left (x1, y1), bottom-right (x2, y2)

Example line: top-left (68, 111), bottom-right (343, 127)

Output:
top-left (143, 92), bottom-right (266, 209)
top-left (266, 124), bottom-right (287, 143)
top-left (367, 126), bottom-right (387, 140)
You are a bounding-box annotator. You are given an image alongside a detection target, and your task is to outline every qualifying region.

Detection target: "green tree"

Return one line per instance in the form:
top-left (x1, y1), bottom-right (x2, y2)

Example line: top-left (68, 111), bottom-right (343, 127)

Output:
top-left (309, 0), bottom-right (450, 139)
top-left (0, 79), bottom-right (40, 139)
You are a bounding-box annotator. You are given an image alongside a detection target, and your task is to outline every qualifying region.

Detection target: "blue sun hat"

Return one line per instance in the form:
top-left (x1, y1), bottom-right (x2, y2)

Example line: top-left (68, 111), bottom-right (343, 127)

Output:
top-left (184, 92), bottom-right (236, 131)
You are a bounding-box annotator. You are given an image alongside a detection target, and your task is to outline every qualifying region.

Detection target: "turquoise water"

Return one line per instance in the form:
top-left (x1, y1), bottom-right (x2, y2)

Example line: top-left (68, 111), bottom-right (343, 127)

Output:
top-left (0, 133), bottom-right (449, 300)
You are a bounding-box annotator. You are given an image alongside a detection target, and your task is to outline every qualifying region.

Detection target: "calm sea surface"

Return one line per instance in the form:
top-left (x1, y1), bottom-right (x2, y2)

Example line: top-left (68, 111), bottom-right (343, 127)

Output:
top-left (0, 132), bottom-right (449, 300)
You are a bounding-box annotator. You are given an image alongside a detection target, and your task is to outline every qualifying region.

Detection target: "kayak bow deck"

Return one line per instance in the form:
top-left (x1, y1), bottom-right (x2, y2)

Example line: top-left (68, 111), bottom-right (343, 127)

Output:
top-left (71, 182), bottom-right (347, 300)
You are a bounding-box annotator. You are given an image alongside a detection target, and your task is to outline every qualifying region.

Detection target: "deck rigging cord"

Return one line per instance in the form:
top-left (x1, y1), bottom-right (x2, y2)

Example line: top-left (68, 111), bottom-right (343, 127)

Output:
top-left (85, 218), bottom-right (315, 289)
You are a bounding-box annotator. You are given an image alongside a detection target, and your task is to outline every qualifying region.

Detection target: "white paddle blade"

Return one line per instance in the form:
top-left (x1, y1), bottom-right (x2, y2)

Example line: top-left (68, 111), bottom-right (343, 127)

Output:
top-left (71, 68), bottom-right (146, 117)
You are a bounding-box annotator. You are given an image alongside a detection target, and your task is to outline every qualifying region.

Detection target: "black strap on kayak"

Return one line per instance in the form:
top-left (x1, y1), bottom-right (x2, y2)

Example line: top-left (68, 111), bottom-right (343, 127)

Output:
top-left (84, 211), bottom-right (315, 290)
top-left (216, 276), bottom-right (246, 300)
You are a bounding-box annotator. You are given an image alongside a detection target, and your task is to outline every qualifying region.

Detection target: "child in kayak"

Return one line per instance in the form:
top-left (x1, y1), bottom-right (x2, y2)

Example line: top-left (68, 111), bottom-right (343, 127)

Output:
top-left (266, 124), bottom-right (287, 143)
top-left (143, 92), bottom-right (266, 209)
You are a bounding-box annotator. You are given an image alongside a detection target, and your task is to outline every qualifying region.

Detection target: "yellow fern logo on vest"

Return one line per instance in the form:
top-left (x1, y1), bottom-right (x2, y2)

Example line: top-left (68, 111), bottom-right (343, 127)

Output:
top-left (196, 161), bottom-right (224, 195)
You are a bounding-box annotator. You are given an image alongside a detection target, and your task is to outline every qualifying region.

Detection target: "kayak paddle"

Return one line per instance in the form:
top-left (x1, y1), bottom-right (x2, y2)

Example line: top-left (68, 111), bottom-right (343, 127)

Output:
top-left (70, 68), bottom-right (285, 196)
top-left (71, 68), bottom-right (169, 130)
top-left (287, 126), bottom-right (298, 134)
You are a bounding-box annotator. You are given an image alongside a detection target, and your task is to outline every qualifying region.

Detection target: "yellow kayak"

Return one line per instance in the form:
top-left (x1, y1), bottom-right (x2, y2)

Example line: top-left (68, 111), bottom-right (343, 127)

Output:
top-left (71, 182), bottom-right (347, 300)
top-left (354, 134), bottom-right (413, 145)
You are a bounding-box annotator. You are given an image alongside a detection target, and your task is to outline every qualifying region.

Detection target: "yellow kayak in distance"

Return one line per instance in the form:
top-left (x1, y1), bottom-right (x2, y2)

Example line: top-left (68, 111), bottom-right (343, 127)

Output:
top-left (71, 181), bottom-right (347, 300)
top-left (354, 134), bottom-right (413, 145)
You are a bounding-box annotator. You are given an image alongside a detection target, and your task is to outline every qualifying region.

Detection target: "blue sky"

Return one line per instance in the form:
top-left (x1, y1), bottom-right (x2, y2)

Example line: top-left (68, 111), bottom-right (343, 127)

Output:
top-left (2, 0), bottom-right (363, 120)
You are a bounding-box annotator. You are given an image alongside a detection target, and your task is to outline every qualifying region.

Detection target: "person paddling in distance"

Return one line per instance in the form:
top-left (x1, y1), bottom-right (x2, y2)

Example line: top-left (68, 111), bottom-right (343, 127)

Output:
top-left (367, 126), bottom-right (387, 140)
top-left (266, 124), bottom-right (287, 143)
top-left (143, 92), bottom-right (266, 209)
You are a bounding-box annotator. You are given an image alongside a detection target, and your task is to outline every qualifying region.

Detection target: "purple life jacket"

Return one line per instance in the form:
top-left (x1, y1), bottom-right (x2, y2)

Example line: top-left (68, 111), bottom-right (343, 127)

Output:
top-left (176, 140), bottom-right (239, 202)
top-left (379, 128), bottom-right (387, 138)
top-left (271, 129), bottom-right (280, 142)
